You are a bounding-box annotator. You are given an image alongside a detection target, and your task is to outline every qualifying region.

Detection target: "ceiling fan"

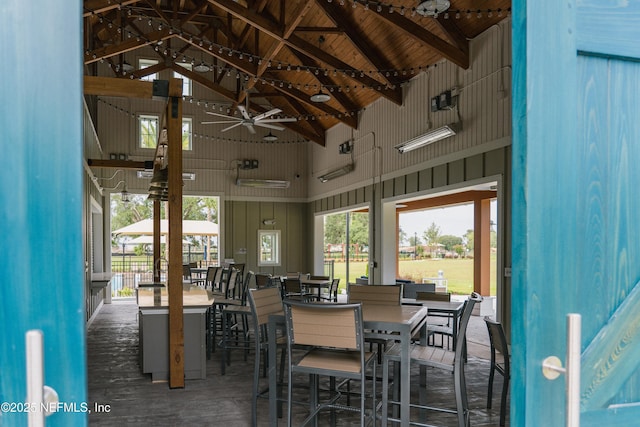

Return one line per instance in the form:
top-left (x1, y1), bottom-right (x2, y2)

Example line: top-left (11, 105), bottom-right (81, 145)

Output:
top-left (201, 91), bottom-right (297, 134)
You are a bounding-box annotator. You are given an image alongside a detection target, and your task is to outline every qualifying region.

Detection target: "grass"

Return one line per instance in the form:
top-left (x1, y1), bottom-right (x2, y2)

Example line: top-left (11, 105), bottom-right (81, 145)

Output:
top-left (331, 256), bottom-right (496, 296)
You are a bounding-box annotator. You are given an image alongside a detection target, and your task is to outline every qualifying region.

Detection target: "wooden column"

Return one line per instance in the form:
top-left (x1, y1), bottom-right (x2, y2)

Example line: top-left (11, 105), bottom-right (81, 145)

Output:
top-left (473, 198), bottom-right (491, 296)
top-left (166, 78), bottom-right (184, 388)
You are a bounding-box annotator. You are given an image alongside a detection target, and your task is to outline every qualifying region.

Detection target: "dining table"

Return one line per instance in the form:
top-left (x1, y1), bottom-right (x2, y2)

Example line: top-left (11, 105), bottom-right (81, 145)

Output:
top-left (267, 303), bottom-right (429, 426)
top-left (300, 278), bottom-right (332, 300)
top-left (401, 298), bottom-right (465, 350)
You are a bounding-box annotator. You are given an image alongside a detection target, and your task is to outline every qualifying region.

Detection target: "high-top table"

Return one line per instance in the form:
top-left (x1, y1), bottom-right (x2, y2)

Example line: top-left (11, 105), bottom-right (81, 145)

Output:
top-left (267, 303), bottom-right (429, 426)
top-left (300, 278), bottom-right (332, 300)
top-left (402, 298), bottom-right (465, 350)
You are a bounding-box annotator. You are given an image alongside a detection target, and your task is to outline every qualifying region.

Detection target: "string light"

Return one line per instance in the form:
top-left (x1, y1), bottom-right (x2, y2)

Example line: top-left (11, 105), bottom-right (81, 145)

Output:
top-left (85, 4), bottom-right (508, 81)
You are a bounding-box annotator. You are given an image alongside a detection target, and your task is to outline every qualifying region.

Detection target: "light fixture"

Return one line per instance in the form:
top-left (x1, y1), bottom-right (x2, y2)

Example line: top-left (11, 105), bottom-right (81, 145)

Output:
top-left (120, 183), bottom-right (131, 203)
top-left (236, 178), bottom-right (290, 189)
top-left (137, 170), bottom-right (195, 180)
top-left (104, 180), bottom-right (130, 204)
top-left (194, 62), bottom-right (211, 72)
top-left (394, 123), bottom-right (460, 153)
top-left (262, 219), bottom-right (276, 225)
top-left (310, 89), bottom-right (331, 103)
top-left (318, 163), bottom-right (354, 183)
top-left (262, 131), bottom-right (278, 142)
top-left (121, 61), bottom-right (134, 72)
top-left (416, 0), bottom-right (450, 17)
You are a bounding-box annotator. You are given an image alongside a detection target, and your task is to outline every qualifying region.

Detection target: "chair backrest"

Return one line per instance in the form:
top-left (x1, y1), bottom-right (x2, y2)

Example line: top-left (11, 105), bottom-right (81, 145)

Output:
top-left (329, 278), bottom-right (340, 301)
top-left (283, 278), bottom-right (302, 294)
top-left (348, 284), bottom-right (401, 306)
top-left (255, 273), bottom-right (272, 289)
top-left (484, 317), bottom-right (510, 362)
top-left (309, 275), bottom-right (330, 281)
top-left (206, 266), bottom-right (218, 288)
top-left (182, 264), bottom-right (192, 280)
top-left (213, 267), bottom-right (225, 288)
top-left (238, 271), bottom-right (254, 304)
top-left (416, 291), bottom-right (451, 302)
top-left (248, 286), bottom-right (284, 328)
top-left (189, 261), bottom-right (198, 268)
top-left (284, 301), bottom-right (364, 350)
top-left (454, 292), bottom-right (483, 363)
top-left (221, 268), bottom-right (238, 298)
top-left (286, 272), bottom-right (300, 279)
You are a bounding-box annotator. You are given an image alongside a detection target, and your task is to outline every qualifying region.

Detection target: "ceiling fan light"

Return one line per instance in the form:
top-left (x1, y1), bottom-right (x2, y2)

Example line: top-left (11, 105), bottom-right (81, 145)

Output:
top-left (262, 131), bottom-right (278, 142)
top-left (310, 90), bottom-right (331, 103)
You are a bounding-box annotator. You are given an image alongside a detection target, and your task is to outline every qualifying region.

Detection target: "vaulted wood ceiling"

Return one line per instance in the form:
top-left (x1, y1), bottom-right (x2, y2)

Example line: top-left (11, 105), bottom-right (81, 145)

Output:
top-left (83, 0), bottom-right (511, 146)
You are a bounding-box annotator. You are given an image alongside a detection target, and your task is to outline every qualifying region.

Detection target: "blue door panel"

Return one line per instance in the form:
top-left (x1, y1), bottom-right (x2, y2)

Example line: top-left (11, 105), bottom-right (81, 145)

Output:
top-left (0, 1), bottom-right (86, 426)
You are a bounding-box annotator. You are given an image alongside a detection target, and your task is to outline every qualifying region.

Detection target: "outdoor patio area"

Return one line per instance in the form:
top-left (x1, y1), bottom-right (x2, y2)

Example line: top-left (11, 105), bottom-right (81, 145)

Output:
top-left (87, 299), bottom-right (509, 426)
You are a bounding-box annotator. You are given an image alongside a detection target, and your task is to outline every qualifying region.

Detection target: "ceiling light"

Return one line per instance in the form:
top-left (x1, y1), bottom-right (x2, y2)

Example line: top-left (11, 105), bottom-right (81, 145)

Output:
top-left (310, 89), bottom-right (331, 103)
top-left (236, 178), bottom-right (290, 189)
top-left (120, 183), bottom-right (131, 204)
top-left (194, 62), bottom-right (211, 72)
top-left (416, 0), bottom-right (450, 17)
top-left (318, 163), bottom-right (354, 183)
top-left (395, 123), bottom-right (460, 153)
top-left (262, 131), bottom-right (278, 142)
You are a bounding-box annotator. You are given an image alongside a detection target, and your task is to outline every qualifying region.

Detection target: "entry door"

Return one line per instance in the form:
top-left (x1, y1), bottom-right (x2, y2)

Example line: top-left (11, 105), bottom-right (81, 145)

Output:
top-left (0, 1), bottom-right (86, 426)
top-left (512, 1), bottom-right (640, 425)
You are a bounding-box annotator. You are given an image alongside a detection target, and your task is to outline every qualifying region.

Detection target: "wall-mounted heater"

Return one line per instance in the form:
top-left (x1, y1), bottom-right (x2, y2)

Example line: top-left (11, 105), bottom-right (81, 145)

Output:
top-left (394, 123), bottom-right (460, 153)
top-left (318, 163), bottom-right (354, 183)
top-left (236, 178), bottom-right (290, 189)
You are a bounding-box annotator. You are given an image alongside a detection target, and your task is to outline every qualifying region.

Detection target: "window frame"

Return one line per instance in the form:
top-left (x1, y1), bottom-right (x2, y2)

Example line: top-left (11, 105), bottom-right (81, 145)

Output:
top-left (258, 230), bottom-right (281, 267)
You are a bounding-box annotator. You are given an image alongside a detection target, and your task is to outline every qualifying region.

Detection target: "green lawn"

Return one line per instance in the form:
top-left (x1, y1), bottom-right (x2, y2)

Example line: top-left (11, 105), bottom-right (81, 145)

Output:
top-left (331, 256), bottom-right (496, 296)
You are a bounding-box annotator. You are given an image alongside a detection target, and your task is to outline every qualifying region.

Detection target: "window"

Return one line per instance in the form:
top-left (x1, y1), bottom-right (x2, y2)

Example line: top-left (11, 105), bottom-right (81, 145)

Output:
top-left (139, 115), bottom-right (192, 150)
top-left (182, 118), bottom-right (192, 150)
top-left (139, 114), bottom-right (158, 148)
top-left (173, 63), bottom-right (192, 96)
top-left (139, 58), bottom-right (158, 82)
top-left (258, 230), bottom-right (281, 266)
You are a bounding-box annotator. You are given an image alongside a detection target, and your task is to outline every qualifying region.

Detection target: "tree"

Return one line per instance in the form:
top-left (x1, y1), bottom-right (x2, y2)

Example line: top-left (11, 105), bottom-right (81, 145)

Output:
top-left (423, 222), bottom-right (441, 247)
top-left (464, 229), bottom-right (474, 252)
top-left (324, 213), bottom-right (346, 246)
top-left (398, 226), bottom-right (408, 246)
top-left (439, 235), bottom-right (463, 251)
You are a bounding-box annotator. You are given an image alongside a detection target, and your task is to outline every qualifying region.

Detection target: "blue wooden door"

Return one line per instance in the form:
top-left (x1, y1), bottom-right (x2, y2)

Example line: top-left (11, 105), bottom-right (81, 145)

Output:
top-left (0, 1), bottom-right (86, 426)
top-left (512, 0), bottom-right (640, 425)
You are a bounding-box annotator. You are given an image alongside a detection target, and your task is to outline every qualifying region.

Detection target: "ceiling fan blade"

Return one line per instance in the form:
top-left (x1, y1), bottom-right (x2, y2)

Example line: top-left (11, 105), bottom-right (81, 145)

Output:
top-left (221, 122), bottom-right (244, 133)
top-left (205, 111), bottom-right (241, 120)
top-left (256, 117), bottom-right (298, 123)
top-left (253, 108), bottom-right (282, 121)
top-left (254, 122), bottom-right (285, 131)
top-left (201, 120), bottom-right (241, 125)
top-left (246, 124), bottom-right (256, 134)
top-left (237, 105), bottom-right (251, 120)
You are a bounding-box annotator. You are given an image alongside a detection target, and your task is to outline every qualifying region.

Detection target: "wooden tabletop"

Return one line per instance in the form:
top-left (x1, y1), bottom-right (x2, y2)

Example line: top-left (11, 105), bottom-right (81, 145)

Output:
top-left (137, 286), bottom-right (214, 308)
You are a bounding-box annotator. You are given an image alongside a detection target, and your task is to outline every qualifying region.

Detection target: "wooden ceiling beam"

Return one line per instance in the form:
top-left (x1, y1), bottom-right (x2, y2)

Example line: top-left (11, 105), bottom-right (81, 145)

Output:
top-left (85, 28), bottom-right (173, 64)
top-left (143, 0), bottom-right (172, 24)
top-left (369, 4), bottom-right (469, 69)
top-left (315, 0), bottom-right (396, 87)
top-left (84, 76), bottom-right (154, 98)
top-left (83, 0), bottom-right (141, 18)
top-left (206, 0), bottom-right (402, 106)
top-left (395, 191), bottom-right (497, 212)
top-left (435, 16), bottom-right (470, 55)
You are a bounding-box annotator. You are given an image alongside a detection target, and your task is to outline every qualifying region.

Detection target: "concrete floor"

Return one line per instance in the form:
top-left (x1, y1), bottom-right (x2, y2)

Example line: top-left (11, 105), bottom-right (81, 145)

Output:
top-left (87, 299), bottom-right (509, 426)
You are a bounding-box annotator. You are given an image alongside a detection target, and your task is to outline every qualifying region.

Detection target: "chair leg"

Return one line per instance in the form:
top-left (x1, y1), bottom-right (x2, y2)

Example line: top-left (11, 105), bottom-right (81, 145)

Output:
top-left (381, 357), bottom-right (389, 425)
top-left (454, 362), bottom-right (468, 427)
top-left (499, 374), bottom-right (509, 426)
top-left (487, 360), bottom-right (495, 409)
top-left (252, 346), bottom-right (261, 427)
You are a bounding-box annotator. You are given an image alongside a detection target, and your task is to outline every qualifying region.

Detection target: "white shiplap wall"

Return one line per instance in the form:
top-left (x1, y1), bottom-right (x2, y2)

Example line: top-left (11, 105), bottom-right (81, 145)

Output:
top-left (308, 19), bottom-right (512, 200)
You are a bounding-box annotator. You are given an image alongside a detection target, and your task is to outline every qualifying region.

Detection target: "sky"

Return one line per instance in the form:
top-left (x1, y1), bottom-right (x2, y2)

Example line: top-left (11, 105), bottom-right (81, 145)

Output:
top-left (399, 200), bottom-right (497, 240)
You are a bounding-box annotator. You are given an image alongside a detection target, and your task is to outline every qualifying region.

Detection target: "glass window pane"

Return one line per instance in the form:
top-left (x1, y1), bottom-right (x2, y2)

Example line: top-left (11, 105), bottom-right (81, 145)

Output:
top-left (139, 115), bottom-right (158, 148)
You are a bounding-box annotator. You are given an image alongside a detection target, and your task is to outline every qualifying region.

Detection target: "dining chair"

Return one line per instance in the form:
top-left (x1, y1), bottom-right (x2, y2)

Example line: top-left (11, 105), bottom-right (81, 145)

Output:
top-left (205, 266), bottom-right (219, 290)
top-left (247, 286), bottom-right (287, 427)
top-left (484, 316), bottom-right (510, 426)
top-left (220, 270), bottom-right (254, 374)
top-left (182, 264), bottom-right (205, 287)
top-left (283, 301), bottom-right (377, 427)
top-left (348, 284), bottom-right (402, 364)
top-left (254, 273), bottom-right (272, 289)
top-left (282, 277), bottom-right (309, 301)
top-left (381, 292), bottom-right (482, 427)
top-left (416, 291), bottom-right (455, 348)
top-left (319, 278), bottom-right (340, 302)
